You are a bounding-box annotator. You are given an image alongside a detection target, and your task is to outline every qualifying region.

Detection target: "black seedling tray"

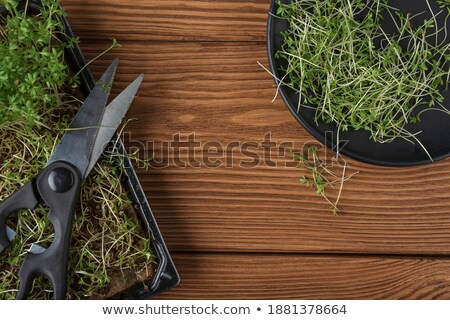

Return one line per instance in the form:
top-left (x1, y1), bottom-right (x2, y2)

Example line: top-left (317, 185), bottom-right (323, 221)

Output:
top-left (1, 0), bottom-right (179, 299)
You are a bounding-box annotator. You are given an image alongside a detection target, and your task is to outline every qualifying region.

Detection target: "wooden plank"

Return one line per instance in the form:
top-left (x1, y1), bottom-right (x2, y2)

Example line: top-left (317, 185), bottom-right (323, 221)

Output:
top-left (79, 42), bottom-right (450, 255)
top-left (157, 253), bottom-right (450, 299)
top-left (62, 0), bottom-right (269, 42)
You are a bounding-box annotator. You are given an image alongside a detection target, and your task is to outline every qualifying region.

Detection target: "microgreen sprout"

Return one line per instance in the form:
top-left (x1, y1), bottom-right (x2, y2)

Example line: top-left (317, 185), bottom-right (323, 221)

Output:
top-left (0, 0), bottom-right (155, 299)
top-left (0, 0), bottom-right (75, 126)
top-left (293, 146), bottom-right (358, 215)
top-left (275, 0), bottom-right (450, 147)
top-left (269, 0), bottom-right (450, 214)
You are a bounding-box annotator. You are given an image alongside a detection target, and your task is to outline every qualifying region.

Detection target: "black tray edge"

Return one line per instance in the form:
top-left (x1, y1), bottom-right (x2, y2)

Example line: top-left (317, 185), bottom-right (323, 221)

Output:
top-left (2, 0), bottom-right (180, 299)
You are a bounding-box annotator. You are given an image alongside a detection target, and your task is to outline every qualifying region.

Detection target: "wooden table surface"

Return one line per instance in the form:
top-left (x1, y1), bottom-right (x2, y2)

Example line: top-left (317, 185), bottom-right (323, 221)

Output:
top-left (63, 0), bottom-right (450, 299)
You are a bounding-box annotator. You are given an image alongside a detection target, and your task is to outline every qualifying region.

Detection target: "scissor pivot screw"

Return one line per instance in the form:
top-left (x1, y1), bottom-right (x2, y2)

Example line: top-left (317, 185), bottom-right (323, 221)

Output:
top-left (48, 168), bottom-right (74, 193)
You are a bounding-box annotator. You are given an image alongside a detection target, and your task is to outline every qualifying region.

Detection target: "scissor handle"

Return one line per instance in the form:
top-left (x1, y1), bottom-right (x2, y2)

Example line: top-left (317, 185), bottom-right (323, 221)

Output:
top-left (13, 161), bottom-right (82, 300)
top-left (0, 181), bottom-right (40, 253)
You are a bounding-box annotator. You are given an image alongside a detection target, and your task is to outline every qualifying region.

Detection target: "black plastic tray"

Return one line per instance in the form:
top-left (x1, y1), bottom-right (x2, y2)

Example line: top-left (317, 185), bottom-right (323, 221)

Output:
top-left (1, 0), bottom-right (179, 299)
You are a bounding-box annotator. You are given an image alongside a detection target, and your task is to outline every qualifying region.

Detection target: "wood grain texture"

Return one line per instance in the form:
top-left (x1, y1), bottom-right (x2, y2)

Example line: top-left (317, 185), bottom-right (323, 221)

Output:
top-left (157, 253), bottom-right (450, 299)
top-left (61, 0), bottom-right (269, 42)
top-left (79, 42), bottom-right (450, 255)
top-left (61, 0), bottom-right (450, 299)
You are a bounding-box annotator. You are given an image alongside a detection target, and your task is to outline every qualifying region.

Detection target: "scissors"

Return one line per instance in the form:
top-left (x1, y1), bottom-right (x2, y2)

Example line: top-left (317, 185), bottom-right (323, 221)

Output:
top-left (0, 59), bottom-right (143, 299)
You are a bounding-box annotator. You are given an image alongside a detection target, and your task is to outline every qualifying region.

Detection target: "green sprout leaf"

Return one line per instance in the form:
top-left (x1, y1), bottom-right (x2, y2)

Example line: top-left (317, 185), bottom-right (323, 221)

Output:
top-left (0, 0), bottom-right (154, 300)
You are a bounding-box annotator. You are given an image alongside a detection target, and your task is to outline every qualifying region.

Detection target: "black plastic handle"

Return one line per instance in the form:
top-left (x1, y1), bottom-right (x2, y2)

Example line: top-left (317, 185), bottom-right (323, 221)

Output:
top-left (0, 182), bottom-right (40, 253)
top-left (15, 161), bottom-right (81, 300)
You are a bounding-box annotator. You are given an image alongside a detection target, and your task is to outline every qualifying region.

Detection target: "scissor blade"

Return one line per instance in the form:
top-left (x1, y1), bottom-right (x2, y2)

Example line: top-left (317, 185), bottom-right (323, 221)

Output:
top-left (85, 75), bottom-right (144, 176)
top-left (48, 59), bottom-right (119, 177)
top-left (6, 226), bottom-right (46, 254)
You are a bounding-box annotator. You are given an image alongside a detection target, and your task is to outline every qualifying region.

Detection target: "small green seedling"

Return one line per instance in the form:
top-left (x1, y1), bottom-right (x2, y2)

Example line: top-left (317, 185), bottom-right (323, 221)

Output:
top-left (0, 0), bottom-right (154, 299)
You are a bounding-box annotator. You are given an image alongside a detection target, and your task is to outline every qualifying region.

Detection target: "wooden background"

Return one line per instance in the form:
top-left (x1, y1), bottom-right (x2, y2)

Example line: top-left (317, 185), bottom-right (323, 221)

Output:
top-left (62, 0), bottom-right (450, 299)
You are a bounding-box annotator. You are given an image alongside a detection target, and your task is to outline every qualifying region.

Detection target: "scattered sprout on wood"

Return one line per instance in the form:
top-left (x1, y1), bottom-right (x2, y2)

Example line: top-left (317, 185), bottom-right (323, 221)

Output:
top-left (292, 146), bottom-right (358, 215)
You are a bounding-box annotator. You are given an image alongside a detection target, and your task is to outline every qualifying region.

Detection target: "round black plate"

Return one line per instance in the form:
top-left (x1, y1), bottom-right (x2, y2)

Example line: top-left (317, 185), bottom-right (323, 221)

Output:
top-left (267, 0), bottom-right (450, 166)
